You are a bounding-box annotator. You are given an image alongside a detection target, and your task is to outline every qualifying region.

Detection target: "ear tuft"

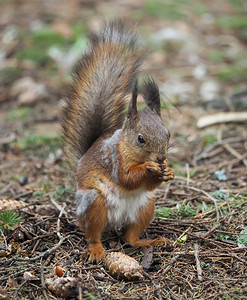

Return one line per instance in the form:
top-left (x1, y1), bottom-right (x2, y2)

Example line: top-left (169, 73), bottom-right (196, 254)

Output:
top-left (142, 77), bottom-right (161, 116)
top-left (127, 79), bottom-right (138, 118)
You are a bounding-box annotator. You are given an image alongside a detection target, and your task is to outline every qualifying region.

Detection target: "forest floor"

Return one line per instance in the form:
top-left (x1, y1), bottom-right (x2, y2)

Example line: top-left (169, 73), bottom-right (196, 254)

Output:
top-left (0, 0), bottom-right (247, 299)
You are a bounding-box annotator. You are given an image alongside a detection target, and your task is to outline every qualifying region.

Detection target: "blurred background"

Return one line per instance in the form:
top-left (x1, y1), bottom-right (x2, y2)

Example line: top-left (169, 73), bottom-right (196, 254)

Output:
top-left (1, 0), bottom-right (247, 160)
top-left (1, 1), bottom-right (247, 135)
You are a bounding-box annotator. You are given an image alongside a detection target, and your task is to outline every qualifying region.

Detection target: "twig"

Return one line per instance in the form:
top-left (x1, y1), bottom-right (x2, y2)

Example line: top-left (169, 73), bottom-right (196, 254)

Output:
top-left (16, 203), bottom-right (67, 262)
top-left (197, 175), bottom-right (211, 188)
top-left (184, 185), bottom-right (220, 221)
top-left (224, 143), bottom-right (247, 167)
top-left (57, 204), bottom-right (66, 240)
top-left (154, 250), bottom-right (189, 299)
top-left (78, 269), bottom-right (83, 300)
top-left (40, 266), bottom-right (49, 300)
top-left (161, 249), bottom-right (189, 275)
top-left (0, 183), bottom-right (12, 195)
top-left (14, 191), bottom-right (33, 200)
top-left (193, 154), bottom-right (247, 171)
top-left (230, 253), bottom-right (247, 264)
top-left (194, 244), bottom-right (203, 281)
top-left (14, 279), bottom-right (28, 298)
top-left (15, 236), bottom-right (67, 262)
top-left (227, 209), bottom-right (236, 224)
top-left (163, 181), bottom-right (171, 201)
top-left (202, 224), bottom-right (221, 238)
top-left (49, 195), bottom-right (64, 212)
top-left (31, 239), bottom-right (41, 256)
top-left (194, 202), bottom-right (227, 220)
top-left (158, 246), bottom-right (247, 256)
top-left (184, 185), bottom-right (217, 202)
top-left (174, 176), bottom-right (195, 183)
top-left (197, 111), bottom-right (247, 128)
top-left (186, 163), bottom-right (190, 186)
top-left (194, 136), bottom-right (245, 162)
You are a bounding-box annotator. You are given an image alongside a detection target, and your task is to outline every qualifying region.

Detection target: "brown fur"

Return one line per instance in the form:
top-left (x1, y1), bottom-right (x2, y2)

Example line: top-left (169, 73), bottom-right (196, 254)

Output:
top-left (78, 194), bottom-right (108, 261)
top-left (62, 22), bottom-right (175, 262)
top-left (62, 21), bottom-right (144, 167)
top-left (124, 197), bottom-right (170, 246)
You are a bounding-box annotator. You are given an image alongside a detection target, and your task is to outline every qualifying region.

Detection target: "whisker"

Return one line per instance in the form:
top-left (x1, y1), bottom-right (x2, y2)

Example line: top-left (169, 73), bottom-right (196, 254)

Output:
top-left (168, 136), bottom-right (186, 151)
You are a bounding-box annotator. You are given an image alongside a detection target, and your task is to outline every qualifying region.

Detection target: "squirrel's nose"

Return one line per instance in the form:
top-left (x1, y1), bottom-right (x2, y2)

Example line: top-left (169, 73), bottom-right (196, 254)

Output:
top-left (157, 154), bottom-right (166, 164)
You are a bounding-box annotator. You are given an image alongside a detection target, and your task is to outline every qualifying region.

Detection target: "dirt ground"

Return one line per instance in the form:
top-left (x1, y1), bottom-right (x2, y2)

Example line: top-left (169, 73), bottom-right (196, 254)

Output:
top-left (0, 0), bottom-right (247, 299)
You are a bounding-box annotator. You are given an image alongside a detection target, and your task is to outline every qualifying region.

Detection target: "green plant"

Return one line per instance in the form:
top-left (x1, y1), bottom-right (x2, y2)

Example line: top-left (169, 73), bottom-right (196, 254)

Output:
top-left (203, 134), bottom-right (217, 147)
top-left (31, 28), bottom-right (69, 47)
top-left (52, 185), bottom-right (73, 202)
top-left (176, 203), bottom-right (197, 218)
top-left (144, 0), bottom-right (185, 19)
top-left (217, 15), bottom-right (247, 30)
top-left (144, 0), bottom-right (206, 19)
top-left (237, 227), bottom-right (247, 246)
top-left (14, 134), bottom-right (62, 157)
top-left (6, 107), bottom-right (32, 121)
top-left (156, 203), bottom-right (197, 219)
top-left (0, 67), bottom-right (21, 85)
top-left (211, 189), bottom-right (229, 200)
top-left (16, 47), bottom-right (51, 65)
top-left (42, 181), bottom-right (52, 192)
top-left (207, 50), bottom-right (224, 63)
top-left (155, 206), bottom-right (173, 218)
top-left (33, 190), bottom-right (46, 197)
top-left (170, 162), bottom-right (196, 178)
top-left (0, 210), bottom-right (23, 233)
top-left (83, 293), bottom-right (98, 300)
top-left (15, 27), bottom-right (71, 65)
top-left (16, 134), bottom-right (61, 150)
top-left (177, 234), bottom-right (187, 243)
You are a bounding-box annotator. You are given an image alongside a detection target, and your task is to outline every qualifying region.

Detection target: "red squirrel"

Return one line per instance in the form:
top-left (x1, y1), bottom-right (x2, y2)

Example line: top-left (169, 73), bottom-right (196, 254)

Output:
top-left (62, 21), bottom-right (175, 262)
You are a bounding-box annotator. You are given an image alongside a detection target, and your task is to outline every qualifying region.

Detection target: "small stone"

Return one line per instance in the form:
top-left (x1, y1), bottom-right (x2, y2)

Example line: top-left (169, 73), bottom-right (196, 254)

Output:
top-left (11, 77), bottom-right (34, 97)
top-left (23, 271), bottom-right (39, 281)
top-left (199, 80), bottom-right (220, 101)
top-left (161, 78), bottom-right (194, 101)
top-left (52, 22), bottom-right (73, 39)
top-left (193, 64), bottom-right (207, 80)
top-left (19, 83), bottom-right (47, 105)
top-left (11, 77), bottom-right (48, 105)
top-left (19, 176), bottom-right (28, 186)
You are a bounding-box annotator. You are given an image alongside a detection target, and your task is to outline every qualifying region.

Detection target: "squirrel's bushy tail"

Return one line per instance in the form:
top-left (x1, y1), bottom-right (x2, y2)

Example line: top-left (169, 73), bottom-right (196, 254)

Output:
top-left (62, 21), bottom-right (144, 167)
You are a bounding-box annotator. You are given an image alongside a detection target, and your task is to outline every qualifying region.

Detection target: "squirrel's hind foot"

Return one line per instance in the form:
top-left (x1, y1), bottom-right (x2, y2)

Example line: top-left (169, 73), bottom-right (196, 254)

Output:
top-left (84, 243), bottom-right (106, 262)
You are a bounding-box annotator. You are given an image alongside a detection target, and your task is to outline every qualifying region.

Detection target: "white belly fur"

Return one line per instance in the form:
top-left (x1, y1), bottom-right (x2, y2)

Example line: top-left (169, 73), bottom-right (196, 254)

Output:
top-left (98, 180), bottom-right (154, 227)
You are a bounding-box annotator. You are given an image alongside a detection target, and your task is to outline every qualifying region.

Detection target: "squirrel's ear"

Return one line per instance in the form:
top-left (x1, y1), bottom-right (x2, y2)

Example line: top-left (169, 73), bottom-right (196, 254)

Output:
top-left (127, 79), bottom-right (139, 120)
top-left (142, 77), bottom-right (161, 116)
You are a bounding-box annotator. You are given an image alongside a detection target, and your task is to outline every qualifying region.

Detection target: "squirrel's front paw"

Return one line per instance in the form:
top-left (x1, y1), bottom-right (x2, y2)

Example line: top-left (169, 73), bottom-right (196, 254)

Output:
top-left (145, 161), bottom-right (162, 177)
top-left (163, 168), bottom-right (175, 182)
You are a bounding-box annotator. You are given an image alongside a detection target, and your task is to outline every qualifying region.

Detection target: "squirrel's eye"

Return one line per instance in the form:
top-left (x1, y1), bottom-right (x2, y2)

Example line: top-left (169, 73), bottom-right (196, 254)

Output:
top-left (138, 134), bottom-right (145, 144)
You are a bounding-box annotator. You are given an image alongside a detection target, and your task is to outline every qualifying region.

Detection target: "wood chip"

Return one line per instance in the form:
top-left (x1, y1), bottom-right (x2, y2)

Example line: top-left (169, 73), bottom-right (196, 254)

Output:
top-left (197, 112), bottom-right (247, 128)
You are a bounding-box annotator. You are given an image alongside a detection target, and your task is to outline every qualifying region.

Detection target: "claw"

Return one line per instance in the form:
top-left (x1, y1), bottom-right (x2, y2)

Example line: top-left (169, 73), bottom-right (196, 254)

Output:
top-left (163, 168), bottom-right (175, 182)
top-left (83, 245), bottom-right (106, 263)
top-left (146, 161), bottom-right (161, 174)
